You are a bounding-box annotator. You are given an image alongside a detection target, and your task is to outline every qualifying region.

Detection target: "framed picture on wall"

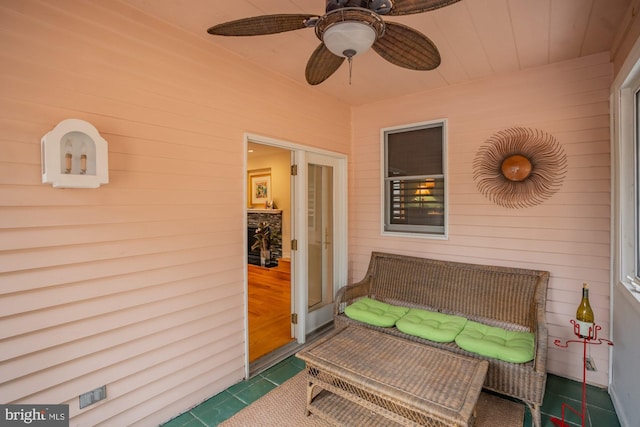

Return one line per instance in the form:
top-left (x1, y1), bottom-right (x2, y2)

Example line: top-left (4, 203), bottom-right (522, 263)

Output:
top-left (250, 173), bottom-right (271, 205)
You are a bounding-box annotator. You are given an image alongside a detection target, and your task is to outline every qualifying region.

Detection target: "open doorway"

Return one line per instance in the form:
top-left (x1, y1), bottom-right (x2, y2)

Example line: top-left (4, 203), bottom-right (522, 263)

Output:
top-left (246, 142), bottom-right (294, 363)
top-left (245, 135), bottom-right (348, 376)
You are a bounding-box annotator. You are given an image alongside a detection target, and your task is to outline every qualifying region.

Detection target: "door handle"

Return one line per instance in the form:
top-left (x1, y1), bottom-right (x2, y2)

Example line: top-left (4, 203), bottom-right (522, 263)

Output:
top-left (323, 228), bottom-right (331, 249)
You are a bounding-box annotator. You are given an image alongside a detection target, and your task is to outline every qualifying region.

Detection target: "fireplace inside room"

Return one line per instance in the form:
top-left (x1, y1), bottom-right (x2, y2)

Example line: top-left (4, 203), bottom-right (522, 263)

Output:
top-left (247, 210), bottom-right (282, 267)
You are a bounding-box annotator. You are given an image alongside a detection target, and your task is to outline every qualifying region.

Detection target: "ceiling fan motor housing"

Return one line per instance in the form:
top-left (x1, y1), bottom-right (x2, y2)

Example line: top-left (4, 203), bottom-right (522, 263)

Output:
top-left (326, 0), bottom-right (392, 14)
top-left (326, 1), bottom-right (364, 12)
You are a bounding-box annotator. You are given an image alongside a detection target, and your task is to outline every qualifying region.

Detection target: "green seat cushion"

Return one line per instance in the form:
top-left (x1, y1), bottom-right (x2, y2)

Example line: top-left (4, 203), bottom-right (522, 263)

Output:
top-left (395, 308), bottom-right (468, 342)
top-left (344, 297), bottom-right (409, 328)
top-left (455, 321), bottom-right (535, 363)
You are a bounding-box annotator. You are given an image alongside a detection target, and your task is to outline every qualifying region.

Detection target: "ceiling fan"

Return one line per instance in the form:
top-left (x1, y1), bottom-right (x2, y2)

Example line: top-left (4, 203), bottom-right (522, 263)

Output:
top-left (207, 0), bottom-right (461, 85)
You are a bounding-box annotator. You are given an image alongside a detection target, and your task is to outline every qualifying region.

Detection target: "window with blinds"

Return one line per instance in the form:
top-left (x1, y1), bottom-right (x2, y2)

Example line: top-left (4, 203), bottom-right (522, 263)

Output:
top-left (383, 120), bottom-right (446, 236)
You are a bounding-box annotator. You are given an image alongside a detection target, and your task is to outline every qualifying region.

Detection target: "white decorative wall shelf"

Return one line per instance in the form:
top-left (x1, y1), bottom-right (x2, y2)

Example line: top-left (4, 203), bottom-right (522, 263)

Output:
top-left (41, 119), bottom-right (109, 188)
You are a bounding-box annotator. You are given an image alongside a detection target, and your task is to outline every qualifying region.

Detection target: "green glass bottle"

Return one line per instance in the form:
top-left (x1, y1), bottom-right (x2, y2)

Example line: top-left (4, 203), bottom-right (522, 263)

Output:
top-left (576, 283), bottom-right (594, 338)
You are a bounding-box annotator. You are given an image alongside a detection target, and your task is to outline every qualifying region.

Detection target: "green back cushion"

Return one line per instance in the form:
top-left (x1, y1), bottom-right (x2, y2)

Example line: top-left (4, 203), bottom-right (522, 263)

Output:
top-left (344, 297), bottom-right (409, 327)
top-left (455, 321), bottom-right (535, 363)
top-left (395, 308), bottom-right (468, 343)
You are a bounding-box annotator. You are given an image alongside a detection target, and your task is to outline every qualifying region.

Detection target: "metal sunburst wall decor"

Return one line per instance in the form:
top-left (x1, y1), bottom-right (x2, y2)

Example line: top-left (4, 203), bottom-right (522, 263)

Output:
top-left (472, 127), bottom-right (568, 209)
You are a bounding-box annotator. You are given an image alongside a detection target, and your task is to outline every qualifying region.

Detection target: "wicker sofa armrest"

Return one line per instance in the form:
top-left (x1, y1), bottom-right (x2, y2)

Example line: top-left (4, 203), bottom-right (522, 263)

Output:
top-left (333, 277), bottom-right (372, 318)
top-left (533, 301), bottom-right (548, 374)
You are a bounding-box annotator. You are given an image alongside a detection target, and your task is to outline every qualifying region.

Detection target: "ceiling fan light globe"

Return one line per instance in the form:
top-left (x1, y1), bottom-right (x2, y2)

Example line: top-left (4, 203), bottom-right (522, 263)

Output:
top-left (323, 22), bottom-right (376, 58)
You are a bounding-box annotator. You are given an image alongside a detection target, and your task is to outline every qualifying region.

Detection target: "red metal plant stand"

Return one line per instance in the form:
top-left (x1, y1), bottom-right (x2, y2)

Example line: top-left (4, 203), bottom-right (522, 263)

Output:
top-left (551, 321), bottom-right (613, 427)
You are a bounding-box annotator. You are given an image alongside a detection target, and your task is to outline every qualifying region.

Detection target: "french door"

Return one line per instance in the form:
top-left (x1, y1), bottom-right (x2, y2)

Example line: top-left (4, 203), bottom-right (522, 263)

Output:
top-left (306, 159), bottom-right (335, 328)
top-left (294, 151), bottom-right (347, 338)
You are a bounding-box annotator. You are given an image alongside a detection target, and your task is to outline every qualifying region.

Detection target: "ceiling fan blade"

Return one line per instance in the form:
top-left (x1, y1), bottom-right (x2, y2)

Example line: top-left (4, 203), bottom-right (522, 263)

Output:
top-left (207, 14), bottom-right (317, 36)
top-left (387, 0), bottom-right (462, 16)
top-left (372, 22), bottom-right (440, 70)
top-left (305, 43), bottom-right (345, 85)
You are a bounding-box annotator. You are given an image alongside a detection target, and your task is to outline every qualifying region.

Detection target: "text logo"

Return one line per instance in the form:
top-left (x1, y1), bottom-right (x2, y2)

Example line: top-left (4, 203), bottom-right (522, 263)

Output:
top-left (1, 405), bottom-right (68, 426)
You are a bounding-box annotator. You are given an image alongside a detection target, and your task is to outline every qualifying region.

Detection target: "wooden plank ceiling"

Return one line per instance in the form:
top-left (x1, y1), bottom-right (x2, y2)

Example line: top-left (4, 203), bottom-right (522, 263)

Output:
top-left (123, 0), bottom-right (632, 105)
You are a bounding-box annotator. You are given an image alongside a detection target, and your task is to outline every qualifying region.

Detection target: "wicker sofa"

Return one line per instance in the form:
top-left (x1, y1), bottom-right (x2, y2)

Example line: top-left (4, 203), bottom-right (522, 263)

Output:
top-left (334, 252), bottom-right (550, 427)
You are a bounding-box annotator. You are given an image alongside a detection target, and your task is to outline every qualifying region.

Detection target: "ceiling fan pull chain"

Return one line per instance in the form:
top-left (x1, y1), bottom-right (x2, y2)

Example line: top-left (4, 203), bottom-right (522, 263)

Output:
top-left (342, 48), bottom-right (356, 85)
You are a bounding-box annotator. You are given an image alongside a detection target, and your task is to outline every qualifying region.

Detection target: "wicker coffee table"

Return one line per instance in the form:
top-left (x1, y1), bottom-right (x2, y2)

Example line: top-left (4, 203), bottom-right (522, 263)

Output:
top-left (296, 326), bottom-right (489, 427)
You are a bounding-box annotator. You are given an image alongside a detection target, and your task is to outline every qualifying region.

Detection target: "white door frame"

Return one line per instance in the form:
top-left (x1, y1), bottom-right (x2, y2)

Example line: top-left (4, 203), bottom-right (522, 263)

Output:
top-left (243, 133), bottom-right (348, 375)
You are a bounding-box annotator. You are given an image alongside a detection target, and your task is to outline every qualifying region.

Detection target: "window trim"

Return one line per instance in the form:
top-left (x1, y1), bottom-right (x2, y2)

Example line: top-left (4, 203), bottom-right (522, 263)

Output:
top-left (380, 119), bottom-right (448, 239)
top-left (623, 89), bottom-right (640, 282)
top-left (613, 48), bottom-right (640, 306)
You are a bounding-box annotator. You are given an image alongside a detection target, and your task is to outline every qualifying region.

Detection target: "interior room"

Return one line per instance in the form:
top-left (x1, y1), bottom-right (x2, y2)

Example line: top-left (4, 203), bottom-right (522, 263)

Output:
top-left (245, 142), bottom-right (293, 364)
top-left (1, 0), bottom-right (639, 426)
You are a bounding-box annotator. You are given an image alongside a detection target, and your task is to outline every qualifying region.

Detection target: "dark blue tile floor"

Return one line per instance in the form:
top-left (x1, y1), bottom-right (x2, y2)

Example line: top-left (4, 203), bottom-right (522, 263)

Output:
top-left (161, 356), bottom-right (620, 427)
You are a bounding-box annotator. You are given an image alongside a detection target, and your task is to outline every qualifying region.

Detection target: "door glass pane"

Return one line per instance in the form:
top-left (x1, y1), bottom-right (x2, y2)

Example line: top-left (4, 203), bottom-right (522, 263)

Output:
top-left (308, 163), bottom-right (334, 312)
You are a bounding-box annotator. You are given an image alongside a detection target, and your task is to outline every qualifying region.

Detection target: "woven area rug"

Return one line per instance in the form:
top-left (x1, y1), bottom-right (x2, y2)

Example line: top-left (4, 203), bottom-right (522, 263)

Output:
top-left (221, 372), bottom-right (524, 427)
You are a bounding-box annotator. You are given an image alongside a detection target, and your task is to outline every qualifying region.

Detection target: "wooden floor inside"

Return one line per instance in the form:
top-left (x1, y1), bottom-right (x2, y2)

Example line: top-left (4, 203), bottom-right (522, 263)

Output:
top-left (248, 259), bottom-right (293, 362)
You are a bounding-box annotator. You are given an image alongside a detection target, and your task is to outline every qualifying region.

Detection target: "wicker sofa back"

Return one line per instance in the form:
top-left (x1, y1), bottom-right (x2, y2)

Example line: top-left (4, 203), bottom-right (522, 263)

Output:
top-left (333, 252), bottom-right (550, 427)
